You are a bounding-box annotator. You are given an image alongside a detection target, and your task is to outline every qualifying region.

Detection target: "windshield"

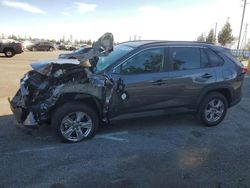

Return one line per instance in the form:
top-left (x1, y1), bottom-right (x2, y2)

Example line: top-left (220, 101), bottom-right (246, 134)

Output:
top-left (95, 44), bottom-right (134, 73)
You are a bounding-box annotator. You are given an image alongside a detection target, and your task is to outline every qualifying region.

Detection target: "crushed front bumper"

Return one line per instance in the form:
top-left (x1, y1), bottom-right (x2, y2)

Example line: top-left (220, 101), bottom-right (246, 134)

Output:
top-left (8, 97), bottom-right (38, 127)
top-left (8, 97), bottom-right (24, 123)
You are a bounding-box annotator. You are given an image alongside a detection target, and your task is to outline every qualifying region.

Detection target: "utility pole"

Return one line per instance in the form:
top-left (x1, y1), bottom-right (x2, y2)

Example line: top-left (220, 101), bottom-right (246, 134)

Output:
top-left (240, 23), bottom-right (248, 50)
top-left (237, 0), bottom-right (247, 50)
top-left (214, 22), bottom-right (218, 43)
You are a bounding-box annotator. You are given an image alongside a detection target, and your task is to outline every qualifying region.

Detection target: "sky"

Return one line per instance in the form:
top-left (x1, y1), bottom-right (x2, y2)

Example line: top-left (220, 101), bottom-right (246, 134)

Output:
top-left (0, 0), bottom-right (249, 42)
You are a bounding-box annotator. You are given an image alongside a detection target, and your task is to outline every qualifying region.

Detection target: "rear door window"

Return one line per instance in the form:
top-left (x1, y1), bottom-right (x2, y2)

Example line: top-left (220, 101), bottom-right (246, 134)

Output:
top-left (169, 47), bottom-right (200, 70)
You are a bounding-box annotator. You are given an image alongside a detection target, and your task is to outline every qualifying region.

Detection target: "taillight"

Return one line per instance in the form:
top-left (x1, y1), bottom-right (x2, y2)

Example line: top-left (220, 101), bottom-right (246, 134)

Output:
top-left (242, 67), bottom-right (248, 74)
top-left (19, 43), bottom-right (24, 50)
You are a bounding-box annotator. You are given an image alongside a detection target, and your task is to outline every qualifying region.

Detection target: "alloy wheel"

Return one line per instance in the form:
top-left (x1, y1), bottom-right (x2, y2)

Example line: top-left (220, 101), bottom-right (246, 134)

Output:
top-left (205, 99), bottom-right (225, 123)
top-left (60, 111), bottom-right (93, 142)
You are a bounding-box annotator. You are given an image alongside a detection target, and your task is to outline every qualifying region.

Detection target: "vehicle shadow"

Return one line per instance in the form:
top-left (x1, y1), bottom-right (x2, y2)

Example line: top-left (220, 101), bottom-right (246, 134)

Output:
top-left (99, 110), bottom-right (199, 133)
top-left (0, 114), bottom-right (59, 145)
top-left (0, 111), bottom-right (199, 144)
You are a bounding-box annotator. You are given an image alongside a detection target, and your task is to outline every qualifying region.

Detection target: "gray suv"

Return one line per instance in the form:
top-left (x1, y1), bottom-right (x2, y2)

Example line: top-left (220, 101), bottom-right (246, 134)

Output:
top-left (9, 39), bottom-right (246, 142)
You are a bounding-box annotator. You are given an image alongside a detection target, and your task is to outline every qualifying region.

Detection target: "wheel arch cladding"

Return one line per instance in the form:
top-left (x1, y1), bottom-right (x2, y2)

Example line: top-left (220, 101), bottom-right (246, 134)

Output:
top-left (198, 86), bottom-right (232, 107)
top-left (51, 93), bottom-right (102, 120)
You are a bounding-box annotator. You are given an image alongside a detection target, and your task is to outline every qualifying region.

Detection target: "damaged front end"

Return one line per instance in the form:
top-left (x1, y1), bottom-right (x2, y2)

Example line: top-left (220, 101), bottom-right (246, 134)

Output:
top-left (9, 33), bottom-right (115, 127)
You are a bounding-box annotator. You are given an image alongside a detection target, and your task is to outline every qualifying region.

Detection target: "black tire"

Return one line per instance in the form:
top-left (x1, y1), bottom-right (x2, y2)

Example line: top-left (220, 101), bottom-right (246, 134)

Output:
top-left (31, 47), bottom-right (37, 51)
top-left (4, 49), bottom-right (15, 57)
top-left (49, 47), bottom-right (54, 51)
top-left (197, 92), bottom-right (228, 127)
top-left (51, 102), bottom-right (99, 143)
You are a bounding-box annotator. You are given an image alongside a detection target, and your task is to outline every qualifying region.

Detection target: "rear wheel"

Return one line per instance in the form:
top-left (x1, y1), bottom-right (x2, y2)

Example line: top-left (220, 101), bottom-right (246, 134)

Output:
top-left (52, 103), bottom-right (99, 142)
top-left (4, 49), bottom-right (15, 57)
top-left (197, 92), bottom-right (228, 126)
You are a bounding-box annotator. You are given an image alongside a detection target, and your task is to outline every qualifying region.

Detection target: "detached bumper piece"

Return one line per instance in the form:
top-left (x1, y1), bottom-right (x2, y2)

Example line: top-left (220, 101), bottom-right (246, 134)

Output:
top-left (23, 112), bottom-right (37, 126)
top-left (8, 97), bottom-right (38, 127)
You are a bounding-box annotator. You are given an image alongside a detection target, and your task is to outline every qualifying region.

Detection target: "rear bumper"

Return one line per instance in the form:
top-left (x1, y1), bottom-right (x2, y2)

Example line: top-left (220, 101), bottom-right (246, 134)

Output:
top-left (15, 48), bottom-right (24, 54)
top-left (229, 95), bottom-right (242, 107)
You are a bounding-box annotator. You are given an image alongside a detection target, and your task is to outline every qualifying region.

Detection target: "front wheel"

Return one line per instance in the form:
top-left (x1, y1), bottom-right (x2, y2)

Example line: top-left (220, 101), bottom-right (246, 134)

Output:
top-left (51, 103), bottom-right (99, 142)
top-left (197, 92), bottom-right (228, 127)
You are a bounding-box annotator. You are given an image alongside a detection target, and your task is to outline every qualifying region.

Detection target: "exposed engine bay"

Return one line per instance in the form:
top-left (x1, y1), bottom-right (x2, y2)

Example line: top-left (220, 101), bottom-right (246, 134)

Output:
top-left (9, 33), bottom-right (118, 126)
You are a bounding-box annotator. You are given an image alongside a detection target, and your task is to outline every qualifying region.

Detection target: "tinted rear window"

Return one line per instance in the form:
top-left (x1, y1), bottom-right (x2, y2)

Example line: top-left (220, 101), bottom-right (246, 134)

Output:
top-left (204, 48), bottom-right (224, 67)
top-left (169, 47), bottom-right (200, 70)
top-left (201, 48), bottom-right (210, 68)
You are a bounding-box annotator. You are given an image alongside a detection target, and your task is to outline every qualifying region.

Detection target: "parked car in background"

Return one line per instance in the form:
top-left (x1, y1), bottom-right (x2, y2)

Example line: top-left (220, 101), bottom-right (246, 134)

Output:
top-left (10, 39), bottom-right (246, 143)
top-left (57, 44), bottom-right (80, 51)
top-left (57, 44), bottom-right (67, 50)
top-left (68, 45), bottom-right (77, 51)
top-left (27, 42), bottom-right (55, 51)
top-left (80, 44), bottom-right (88, 48)
top-left (22, 40), bottom-right (34, 49)
top-left (58, 47), bottom-right (92, 60)
top-left (0, 39), bottom-right (23, 57)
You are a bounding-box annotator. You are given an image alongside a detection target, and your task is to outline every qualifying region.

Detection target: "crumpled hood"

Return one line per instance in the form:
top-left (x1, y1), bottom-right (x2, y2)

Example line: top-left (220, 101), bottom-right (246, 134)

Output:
top-left (31, 59), bottom-right (80, 70)
top-left (30, 59), bottom-right (81, 76)
top-left (30, 33), bottom-right (114, 76)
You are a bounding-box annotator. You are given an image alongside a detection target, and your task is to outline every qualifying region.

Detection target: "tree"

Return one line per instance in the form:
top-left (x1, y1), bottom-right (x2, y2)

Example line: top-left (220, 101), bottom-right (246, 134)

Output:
top-left (49, 39), bottom-right (56, 44)
top-left (218, 22), bottom-right (234, 46)
top-left (74, 39), bottom-right (79, 44)
top-left (86, 39), bottom-right (92, 45)
top-left (206, 29), bottom-right (216, 44)
top-left (197, 33), bottom-right (206, 42)
top-left (8, 34), bottom-right (18, 40)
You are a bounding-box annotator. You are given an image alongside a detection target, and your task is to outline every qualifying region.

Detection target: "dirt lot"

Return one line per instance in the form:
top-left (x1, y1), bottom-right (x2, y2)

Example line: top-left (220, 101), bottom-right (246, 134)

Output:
top-left (0, 51), bottom-right (250, 188)
top-left (0, 51), bottom-right (65, 115)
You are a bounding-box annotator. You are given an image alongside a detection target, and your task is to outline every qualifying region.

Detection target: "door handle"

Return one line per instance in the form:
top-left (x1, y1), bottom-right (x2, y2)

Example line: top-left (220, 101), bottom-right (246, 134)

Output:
top-left (201, 73), bottom-right (213, 79)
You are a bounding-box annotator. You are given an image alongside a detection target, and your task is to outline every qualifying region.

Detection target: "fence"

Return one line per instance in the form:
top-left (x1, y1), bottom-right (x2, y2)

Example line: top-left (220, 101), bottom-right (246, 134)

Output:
top-left (231, 49), bottom-right (250, 58)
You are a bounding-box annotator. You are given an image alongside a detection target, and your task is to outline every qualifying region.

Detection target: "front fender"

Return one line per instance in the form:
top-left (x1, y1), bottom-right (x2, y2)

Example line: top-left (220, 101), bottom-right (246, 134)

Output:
top-left (59, 82), bottom-right (103, 100)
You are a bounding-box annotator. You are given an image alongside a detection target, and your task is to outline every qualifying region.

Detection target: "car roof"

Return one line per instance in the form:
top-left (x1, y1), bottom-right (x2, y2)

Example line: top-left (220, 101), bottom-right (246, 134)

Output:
top-left (120, 40), bottom-right (159, 47)
top-left (120, 40), bottom-right (227, 52)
